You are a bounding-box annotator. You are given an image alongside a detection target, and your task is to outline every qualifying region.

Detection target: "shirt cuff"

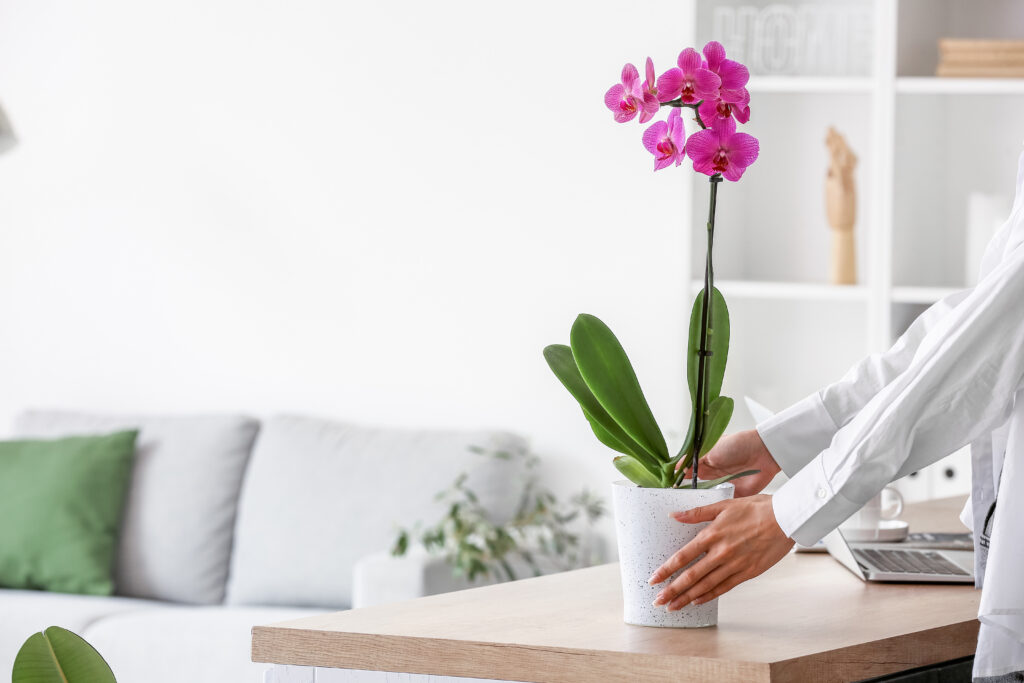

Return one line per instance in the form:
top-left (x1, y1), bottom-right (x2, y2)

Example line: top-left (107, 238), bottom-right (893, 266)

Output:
top-left (771, 453), bottom-right (861, 546)
top-left (756, 392), bottom-right (838, 478)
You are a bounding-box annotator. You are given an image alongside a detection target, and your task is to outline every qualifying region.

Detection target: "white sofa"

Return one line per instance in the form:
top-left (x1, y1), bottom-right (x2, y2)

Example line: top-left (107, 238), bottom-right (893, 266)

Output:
top-left (1, 411), bottom-right (532, 683)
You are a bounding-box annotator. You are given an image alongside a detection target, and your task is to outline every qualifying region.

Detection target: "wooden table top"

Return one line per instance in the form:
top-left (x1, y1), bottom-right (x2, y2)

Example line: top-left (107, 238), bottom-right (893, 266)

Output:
top-left (252, 496), bottom-right (979, 683)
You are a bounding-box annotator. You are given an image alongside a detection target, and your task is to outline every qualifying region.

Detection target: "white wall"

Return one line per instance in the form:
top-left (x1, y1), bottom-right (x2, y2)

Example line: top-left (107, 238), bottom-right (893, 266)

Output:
top-left (0, 0), bottom-right (707, 542)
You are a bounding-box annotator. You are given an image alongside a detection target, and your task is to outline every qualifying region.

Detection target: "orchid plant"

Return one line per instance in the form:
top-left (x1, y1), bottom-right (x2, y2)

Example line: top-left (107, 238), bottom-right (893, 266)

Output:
top-left (545, 42), bottom-right (759, 490)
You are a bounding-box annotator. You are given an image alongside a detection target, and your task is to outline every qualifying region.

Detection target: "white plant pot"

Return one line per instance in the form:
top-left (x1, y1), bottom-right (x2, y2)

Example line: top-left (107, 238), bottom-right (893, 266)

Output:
top-left (612, 479), bottom-right (735, 628)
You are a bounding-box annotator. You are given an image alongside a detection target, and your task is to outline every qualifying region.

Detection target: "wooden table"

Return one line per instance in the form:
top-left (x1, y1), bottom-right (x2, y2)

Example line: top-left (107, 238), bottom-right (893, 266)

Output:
top-left (253, 496), bottom-right (978, 683)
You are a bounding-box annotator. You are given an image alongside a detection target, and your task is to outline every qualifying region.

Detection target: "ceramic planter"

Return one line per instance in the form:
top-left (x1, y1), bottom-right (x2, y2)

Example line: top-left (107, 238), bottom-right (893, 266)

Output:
top-left (612, 479), bottom-right (735, 628)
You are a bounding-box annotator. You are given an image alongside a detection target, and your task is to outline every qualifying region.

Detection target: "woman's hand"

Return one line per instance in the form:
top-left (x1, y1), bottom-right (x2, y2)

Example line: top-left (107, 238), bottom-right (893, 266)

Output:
top-left (678, 429), bottom-right (781, 497)
top-left (648, 495), bottom-right (794, 610)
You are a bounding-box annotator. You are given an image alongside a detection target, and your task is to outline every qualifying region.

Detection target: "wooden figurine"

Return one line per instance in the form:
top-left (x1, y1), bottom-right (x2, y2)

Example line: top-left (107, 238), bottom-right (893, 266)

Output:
top-left (826, 127), bottom-right (857, 285)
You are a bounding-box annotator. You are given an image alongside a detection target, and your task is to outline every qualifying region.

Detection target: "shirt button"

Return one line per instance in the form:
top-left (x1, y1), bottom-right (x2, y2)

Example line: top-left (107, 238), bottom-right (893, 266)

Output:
top-left (816, 488), bottom-right (827, 499)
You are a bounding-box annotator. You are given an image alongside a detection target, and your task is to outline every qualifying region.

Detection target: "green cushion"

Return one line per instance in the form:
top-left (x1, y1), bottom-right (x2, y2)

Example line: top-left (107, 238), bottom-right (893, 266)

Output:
top-left (0, 430), bottom-right (138, 595)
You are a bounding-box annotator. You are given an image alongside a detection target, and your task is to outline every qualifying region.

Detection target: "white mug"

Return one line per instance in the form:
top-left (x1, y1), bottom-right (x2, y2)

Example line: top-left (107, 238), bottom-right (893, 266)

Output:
top-left (842, 485), bottom-right (904, 530)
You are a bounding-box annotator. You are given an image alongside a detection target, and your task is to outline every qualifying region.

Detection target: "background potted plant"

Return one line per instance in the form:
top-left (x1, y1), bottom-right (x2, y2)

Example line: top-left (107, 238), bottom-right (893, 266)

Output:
top-left (392, 444), bottom-right (605, 582)
top-left (544, 41), bottom-right (759, 628)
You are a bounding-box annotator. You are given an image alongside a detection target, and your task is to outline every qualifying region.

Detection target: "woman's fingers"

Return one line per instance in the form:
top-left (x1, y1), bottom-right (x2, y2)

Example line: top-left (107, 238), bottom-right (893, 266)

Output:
top-left (673, 500), bottom-right (729, 524)
top-left (666, 562), bottom-right (738, 611)
top-left (649, 495), bottom-right (796, 612)
top-left (678, 462), bottom-right (729, 479)
top-left (691, 570), bottom-right (748, 605)
top-left (648, 533), bottom-right (710, 587)
top-left (648, 500), bottom-right (732, 586)
top-left (657, 547), bottom-right (728, 607)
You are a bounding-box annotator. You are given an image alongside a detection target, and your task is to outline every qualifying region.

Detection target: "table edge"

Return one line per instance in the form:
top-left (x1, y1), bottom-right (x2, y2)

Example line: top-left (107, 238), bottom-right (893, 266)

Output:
top-left (252, 616), bottom-right (979, 683)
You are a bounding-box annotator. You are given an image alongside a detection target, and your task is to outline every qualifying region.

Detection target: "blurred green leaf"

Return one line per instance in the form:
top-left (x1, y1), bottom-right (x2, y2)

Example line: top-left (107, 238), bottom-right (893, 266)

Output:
top-left (392, 443), bottom-right (606, 586)
top-left (13, 627), bottom-right (116, 683)
top-left (391, 530), bottom-right (409, 557)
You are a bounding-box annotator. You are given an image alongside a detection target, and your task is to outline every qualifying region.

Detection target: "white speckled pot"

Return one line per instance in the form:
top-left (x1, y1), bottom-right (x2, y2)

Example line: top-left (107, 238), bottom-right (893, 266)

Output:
top-left (612, 479), bottom-right (735, 628)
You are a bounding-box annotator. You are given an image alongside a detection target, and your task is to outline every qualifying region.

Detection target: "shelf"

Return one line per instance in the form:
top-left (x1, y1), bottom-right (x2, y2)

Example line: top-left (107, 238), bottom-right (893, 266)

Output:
top-left (691, 280), bottom-right (870, 302)
top-left (891, 286), bottom-right (965, 304)
top-left (896, 77), bottom-right (1024, 95)
top-left (747, 76), bottom-right (874, 94)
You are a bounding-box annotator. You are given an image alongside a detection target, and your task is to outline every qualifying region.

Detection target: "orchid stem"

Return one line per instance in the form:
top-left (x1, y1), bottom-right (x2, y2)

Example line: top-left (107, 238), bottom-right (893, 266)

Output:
top-left (674, 174), bottom-right (722, 488)
top-left (661, 99), bottom-right (707, 129)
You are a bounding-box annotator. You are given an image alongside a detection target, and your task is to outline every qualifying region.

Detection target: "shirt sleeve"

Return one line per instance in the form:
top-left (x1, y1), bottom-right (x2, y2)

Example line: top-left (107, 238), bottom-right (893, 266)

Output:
top-left (757, 288), bottom-right (971, 477)
top-left (772, 246), bottom-right (1024, 545)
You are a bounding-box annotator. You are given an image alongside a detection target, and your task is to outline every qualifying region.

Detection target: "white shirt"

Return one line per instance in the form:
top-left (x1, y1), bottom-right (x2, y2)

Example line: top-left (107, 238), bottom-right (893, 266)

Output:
top-left (757, 148), bottom-right (1024, 679)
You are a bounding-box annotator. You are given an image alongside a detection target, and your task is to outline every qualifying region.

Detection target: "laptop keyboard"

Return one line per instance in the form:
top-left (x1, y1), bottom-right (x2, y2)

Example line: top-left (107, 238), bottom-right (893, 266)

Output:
top-left (854, 548), bottom-right (970, 576)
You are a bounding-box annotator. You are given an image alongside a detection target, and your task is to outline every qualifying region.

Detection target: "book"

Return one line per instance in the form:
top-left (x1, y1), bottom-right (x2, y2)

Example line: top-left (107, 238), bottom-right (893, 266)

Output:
top-left (940, 38), bottom-right (1024, 54)
top-left (937, 64), bottom-right (1024, 78)
top-left (937, 38), bottom-right (1024, 78)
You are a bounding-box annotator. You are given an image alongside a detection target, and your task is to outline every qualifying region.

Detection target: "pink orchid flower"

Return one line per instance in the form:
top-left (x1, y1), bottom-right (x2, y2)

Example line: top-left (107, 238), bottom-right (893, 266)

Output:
top-left (697, 89), bottom-right (751, 127)
top-left (642, 108), bottom-right (686, 171)
top-left (656, 48), bottom-right (721, 104)
top-left (639, 57), bottom-right (659, 123)
top-left (702, 41), bottom-right (750, 104)
top-left (686, 116), bottom-right (759, 181)
top-left (605, 63), bottom-right (659, 124)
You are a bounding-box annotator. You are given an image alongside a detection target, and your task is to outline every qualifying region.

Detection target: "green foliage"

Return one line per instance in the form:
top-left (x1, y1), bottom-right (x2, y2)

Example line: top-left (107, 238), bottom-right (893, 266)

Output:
top-left (686, 288), bottom-right (731, 406)
top-left (568, 315), bottom-right (669, 462)
top-left (13, 627), bottom-right (116, 683)
top-left (695, 470), bottom-right (761, 489)
top-left (544, 289), bottom-right (755, 488)
top-left (613, 456), bottom-right (662, 488)
top-left (392, 445), bottom-right (605, 582)
top-left (543, 345), bottom-right (661, 476)
top-left (676, 395), bottom-right (735, 474)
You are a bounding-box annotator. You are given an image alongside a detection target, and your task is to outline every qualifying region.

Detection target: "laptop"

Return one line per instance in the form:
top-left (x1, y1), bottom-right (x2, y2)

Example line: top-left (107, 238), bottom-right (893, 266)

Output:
top-left (823, 528), bottom-right (974, 583)
top-left (744, 396), bottom-right (975, 584)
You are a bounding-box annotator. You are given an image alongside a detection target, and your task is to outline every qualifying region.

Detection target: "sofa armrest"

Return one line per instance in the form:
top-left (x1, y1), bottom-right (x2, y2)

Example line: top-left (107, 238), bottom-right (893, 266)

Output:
top-left (351, 546), bottom-right (480, 608)
top-left (352, 534), bottom-right (608, 609)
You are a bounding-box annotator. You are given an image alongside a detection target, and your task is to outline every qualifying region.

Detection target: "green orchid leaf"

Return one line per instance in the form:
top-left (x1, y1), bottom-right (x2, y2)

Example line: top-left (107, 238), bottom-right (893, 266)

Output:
top-left (675, 394), bottom-right (734, 465)
top-left (544, 345), bottom-right (662, 471)
top-left (13, 627), bottom-right (117, 683)
top-left (660, 460), bottom-right (680, 483)
top-left (579, 408), bottom-right (634, 456)
top-left (686, 287), bottom-right (731, 405)
top-left (697, 395), bottom-right (734, 458)
top-left (613, 456), bottom-right (664, 488)
top-left (695, 469), bottom-right (761, 489)
top-left (582, 408), bottom-right (664, 481)
top-left (678, 411), bottom-right (696, 461)
top-left (569, 315), bottom-right (669, 462)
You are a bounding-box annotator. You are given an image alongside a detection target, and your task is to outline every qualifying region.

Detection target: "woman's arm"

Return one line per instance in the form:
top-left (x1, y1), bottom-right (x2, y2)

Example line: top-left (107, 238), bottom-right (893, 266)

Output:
top-left (774, 245), bottom-right (1024, 545)
top-left (757, 288), bottom-right (970, 477)
top-left (651, 245), bottom-right (1024, 609)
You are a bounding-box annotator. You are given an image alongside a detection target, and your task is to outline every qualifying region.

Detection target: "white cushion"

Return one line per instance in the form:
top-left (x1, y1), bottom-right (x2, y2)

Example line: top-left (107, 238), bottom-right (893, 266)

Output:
top-left (226, 415), bottom-right (525, 608)
top-left (81, 605), bottom-right (322, 683)
top-left (0, 588), bottom-right (160, 676)
top-left (15, 411), bottom-right (259, 604)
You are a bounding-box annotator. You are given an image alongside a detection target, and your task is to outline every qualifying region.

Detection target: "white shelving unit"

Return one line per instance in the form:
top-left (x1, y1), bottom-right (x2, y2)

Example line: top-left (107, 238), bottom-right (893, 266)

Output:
top-left (890, 285), bottom-right (963, 305)
top-left (693, 279), bottom-right (870, 302)
top-left (679, 0), bottom-right (1024, 501)
top-left (747, 76), bottom-right (875, 94)
top-left (896, 77), bottom-right (1024, 94)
